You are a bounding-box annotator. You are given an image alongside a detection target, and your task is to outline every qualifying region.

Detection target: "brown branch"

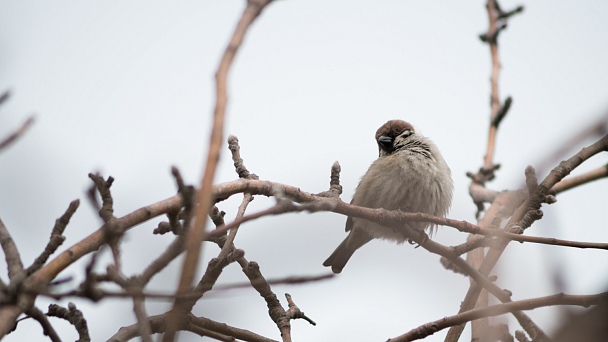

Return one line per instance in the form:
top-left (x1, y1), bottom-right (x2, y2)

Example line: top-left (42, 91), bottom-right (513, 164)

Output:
top-left (26, 194), bottom-right (183, 287)
top-left (242, 261), bottom-right (292, 342)
top-left (535, 111), bottom-right (608, 177)
top-left (0, 306), bottom-right (23, 336)
top-left (212, 186), bottom-right (608, 251)
top-left (0, 218), bottom-right (24, 280)
top-left (518, 134), bottom-right (608, 231)
top-left (389, 291), bottom-right (608, 341)
top-left (0, 116), bottom-right (35, 152)
top-left (448, 134), bottom-right (608, 341)
top-left (27, 199), bottom-right (80, 275)
top-left (108, 312), bottom-right (277, 342)
top-left (139, 235), bottom-right (186, 285)
top-left (0, 90), bottom-right (9, 106)
top-left (47, 302), bottom-right (90, 342)
top-left (551, 163), bottom-right (608, 194)
top-left (26, 306), bottom-right (61, 342)
top-left (88, 173), bottom-right (124, 274)
top-left (167, 1), bottom-right (274, 340)
top-left (189, 315), bottom-right (278, 342)
top-left (482, 0), bottom-right (502, 171)
top-left (218, 135), bottom-right (259, 260)
top-left (184, 324), bottom-right (234, 341)
top-left (285, 293), bottom-right (316, 326)
top-left (212, 273), bottom-right (333, 292)
top-left (316, 161), bottom-right (343, 198)
top-left (228, 135), bottom-right (257, 180)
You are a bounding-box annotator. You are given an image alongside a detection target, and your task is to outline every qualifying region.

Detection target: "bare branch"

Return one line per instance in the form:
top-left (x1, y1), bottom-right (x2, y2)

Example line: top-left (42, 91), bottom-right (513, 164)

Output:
top-left (0, 116), bottom-right (35, 152)
top-left (551, 163), bottom-right (608, 194)
top-left (27, 199), bottom-right (80, 275)
top-left (285, 293), bottom-right (316, 326)
top-left (189, 315), bottom-right (278, 342)
top-left (242, 261), bottom-right (292, 342)
top-left (47, 302), bottom-right (90, 342)
top-left (212, 274), bottom-right (333, 291)
top-left (389, 291), bottom-right (607, 341)
top-left (449, 134), bottom-right (608, 340)
top-left (26, 306), bottom-right (61, 342)
top-left (535, 111), bottom-right (608, 177)
top-left (0, 218), bottom-right (24, 280)
top-left (168, 2), bottom-right (275, 339)
top-left (109, 312), bottom-right (277, 342)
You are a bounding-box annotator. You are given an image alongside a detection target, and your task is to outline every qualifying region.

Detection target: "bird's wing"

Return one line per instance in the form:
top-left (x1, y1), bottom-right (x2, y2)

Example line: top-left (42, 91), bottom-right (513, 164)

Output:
top-left (345, 198), bottom-right (355, 232)
top-left (345, 216), bottom-right (354, 232)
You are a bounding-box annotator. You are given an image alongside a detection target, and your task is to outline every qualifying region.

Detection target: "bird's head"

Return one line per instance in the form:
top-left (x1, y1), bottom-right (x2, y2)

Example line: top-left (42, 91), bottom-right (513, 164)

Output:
top-left (375, 120), bottom-right (415, 157)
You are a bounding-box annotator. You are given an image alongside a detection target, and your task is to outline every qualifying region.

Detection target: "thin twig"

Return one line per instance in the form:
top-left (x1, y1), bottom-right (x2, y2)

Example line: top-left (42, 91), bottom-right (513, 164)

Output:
top-left (47, 302), bottom-right (91, 342)
top-left (26, 306), bottom-right (61, 342)
top-left (551, 164), bottom-right (608, 194)
top-left (449, 134), bottom-right (608, 341)
top-left (0, 218), bottom-right (24, 280)
top-left (0, 116), bottom-right (35, 152)
top-left (27, 199), bottom-right (80, 275)
top-left (389, 291), bottom-right (608, 341)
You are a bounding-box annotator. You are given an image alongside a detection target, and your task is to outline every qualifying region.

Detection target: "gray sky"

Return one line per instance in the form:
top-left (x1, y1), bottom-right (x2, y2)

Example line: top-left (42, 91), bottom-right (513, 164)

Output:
top-left (1, 1), bottom-right (608, 341)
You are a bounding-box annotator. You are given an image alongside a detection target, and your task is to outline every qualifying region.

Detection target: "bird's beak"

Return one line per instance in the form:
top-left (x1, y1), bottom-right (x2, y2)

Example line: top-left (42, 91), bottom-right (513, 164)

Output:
top-left (378, 136), bottom-right (393, 150)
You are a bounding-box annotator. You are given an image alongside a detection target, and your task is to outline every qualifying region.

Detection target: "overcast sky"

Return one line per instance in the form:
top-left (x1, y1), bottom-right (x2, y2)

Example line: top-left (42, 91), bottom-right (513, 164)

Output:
top-left (1, 1), bottom-right (608, 341)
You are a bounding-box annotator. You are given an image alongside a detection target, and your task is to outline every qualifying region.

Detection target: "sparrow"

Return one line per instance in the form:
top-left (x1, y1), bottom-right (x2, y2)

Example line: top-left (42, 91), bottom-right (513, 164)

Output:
top-left (323, 120), bottom-right (453, 273)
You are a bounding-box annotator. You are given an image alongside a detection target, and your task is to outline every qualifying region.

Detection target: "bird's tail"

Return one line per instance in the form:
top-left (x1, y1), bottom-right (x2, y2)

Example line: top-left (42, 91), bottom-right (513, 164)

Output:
top-left (323, 232), bottom-right (371, 274)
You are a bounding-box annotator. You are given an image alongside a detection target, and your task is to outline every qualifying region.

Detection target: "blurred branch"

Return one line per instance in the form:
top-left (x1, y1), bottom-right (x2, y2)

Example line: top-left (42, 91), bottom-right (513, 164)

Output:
top-left (450, 133), bottom-right (608, 341)
top-left (0, 116), bottom-right (35, 152)
top-left (168, 1), bottom-right (275, 340)
top-left (0, 218), bottom-right (24, 280)
top-left (108, 313), bottom-right (278, 342)
top-left (47, 302), bottom-right (90, 342)
top-left (212, 274), bottom-right (334, 292)
top-left (0, 91), bottom-right (9, 106)
top-left (26, 306), bottom-right (61, 342)
top-left (536, 111), bottom-right (608, 178)
top-left (390, 291), bottom-right (608, 341)
top-left (551, 163), bottom-right (608, 194)
top-left (0, 90), bottom-right (35, 152)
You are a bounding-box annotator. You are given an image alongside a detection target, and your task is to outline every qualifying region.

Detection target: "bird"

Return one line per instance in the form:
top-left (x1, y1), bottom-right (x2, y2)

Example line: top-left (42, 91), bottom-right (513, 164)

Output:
top-left (323, 119), bottom-right (453, 274)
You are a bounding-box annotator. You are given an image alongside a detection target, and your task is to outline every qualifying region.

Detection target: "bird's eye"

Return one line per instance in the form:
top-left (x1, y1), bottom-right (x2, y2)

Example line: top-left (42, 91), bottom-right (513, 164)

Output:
top-left (401, 129), bottom-right (413, 137)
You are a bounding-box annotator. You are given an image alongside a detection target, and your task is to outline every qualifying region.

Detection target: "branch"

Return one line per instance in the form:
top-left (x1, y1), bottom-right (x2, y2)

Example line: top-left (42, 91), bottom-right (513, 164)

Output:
top-left (47, 302), bottom-right (90, 342)
top-left (448, 134), bottom-right (608, 341)
top-left (168, 1), bottom-right (275, 340)
top-left (551, 163), bottom-right (608, 194)
top-left (26, 199), bottom-right (80, 275)
top-left (389, 291), bottom-right (608, 341)
top-left (0, 116), bottom-right (35, 152)
top-left (189, 315), bottom-right (278, 342)
top-left (535, 111), bottom-right (608, 177)
top-left (242, 261), bottom-right (292, 341)
top-left (212, 273), bottom-right (333, 291)
top-left (0, 218), bottom-right (24, 281)
top-left (26, 306), bottom-right (61, 342)
top-left (107, 313), bottom-right (277, 342)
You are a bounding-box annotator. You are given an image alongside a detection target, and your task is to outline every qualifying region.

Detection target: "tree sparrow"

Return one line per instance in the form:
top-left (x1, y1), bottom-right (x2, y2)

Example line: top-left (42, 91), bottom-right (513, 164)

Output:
top-left (323, 120), bottom-right (453, 273)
